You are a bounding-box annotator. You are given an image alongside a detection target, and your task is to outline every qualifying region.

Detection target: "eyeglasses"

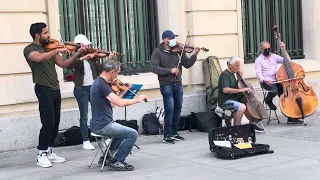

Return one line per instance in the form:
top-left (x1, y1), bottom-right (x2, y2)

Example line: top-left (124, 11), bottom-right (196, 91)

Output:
top-left (263, 48), bottom-right (270, 51)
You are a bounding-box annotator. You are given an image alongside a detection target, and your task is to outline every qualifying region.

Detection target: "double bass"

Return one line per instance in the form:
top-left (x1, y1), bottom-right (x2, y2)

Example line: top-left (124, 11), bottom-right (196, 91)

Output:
top-left (273, 25), bottom-right (318, 125)
top-left (236, 72), bottom-right (268, 123)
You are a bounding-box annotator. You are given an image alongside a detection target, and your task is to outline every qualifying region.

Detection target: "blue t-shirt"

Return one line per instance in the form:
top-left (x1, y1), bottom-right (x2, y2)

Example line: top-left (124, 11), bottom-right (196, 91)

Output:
top-left (90, 77), bottom-right (114, 131)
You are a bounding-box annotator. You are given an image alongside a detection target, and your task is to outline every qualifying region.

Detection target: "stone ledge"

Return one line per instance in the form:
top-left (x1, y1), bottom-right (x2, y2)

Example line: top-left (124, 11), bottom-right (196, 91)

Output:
top-left (0, 94), bottom-right (206, 152)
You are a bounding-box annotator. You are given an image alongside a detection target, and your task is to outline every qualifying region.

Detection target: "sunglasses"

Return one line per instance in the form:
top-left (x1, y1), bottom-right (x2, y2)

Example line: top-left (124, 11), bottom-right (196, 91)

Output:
top-left (263, 48), bottom-right (270, 51)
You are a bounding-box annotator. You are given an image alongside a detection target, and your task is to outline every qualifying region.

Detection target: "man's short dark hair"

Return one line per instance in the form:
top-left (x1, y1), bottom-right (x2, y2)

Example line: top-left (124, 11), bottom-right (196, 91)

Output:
top-left (29, 22), bottom-right (47, 39)
top-left (102, 60), bottom-right (121, 73)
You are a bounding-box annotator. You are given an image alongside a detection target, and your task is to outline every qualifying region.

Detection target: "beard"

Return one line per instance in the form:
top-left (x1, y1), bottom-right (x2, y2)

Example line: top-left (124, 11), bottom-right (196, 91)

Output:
top-left (40, 37), bottom-right (50, 45)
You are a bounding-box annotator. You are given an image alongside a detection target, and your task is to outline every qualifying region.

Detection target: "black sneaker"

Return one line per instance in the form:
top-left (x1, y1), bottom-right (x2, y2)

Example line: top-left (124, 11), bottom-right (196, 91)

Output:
top-left (287, 117), bottom-right (303, 124)
top-left (163, 137), bottom-right (175, 144)
top-left (266, 102), bottom-right (277, 110)
top-left (254, 124), bottom-right (264, 133)
top-left (171, 134), bottom-right (185, 141)
top-left (108, 161), bottom-right (134, 171)
top-left (98, 151), bottom-right (114, 166)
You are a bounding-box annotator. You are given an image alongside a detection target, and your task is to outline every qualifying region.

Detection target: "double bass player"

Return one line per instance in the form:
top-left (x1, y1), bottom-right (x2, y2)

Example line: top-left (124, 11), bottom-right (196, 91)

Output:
top-left (254, 41), bottom-right (303, 124)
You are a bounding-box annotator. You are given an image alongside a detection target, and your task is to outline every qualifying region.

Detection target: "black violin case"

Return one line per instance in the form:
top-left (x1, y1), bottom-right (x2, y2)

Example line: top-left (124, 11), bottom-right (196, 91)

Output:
top-left (208, 124), bottom-right (274, 159)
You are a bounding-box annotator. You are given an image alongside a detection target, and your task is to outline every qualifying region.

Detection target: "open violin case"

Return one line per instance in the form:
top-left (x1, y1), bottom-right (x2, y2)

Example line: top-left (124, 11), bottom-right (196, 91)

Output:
top-left (208, 124), bottom-right (274, 159)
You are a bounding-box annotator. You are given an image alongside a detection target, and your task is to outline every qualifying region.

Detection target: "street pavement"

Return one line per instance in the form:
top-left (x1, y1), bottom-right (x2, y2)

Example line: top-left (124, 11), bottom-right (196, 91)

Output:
top-left (1, 113), bottom-right (320, 180)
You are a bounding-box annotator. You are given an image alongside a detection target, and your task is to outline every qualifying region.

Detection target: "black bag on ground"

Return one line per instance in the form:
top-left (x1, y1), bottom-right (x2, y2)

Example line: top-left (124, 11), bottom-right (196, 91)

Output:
top-left (191, 111), bottom-right (219, 132)
top-left (53, 126), bottom-right (96, 147)
top-left (178, 115), bottom-right (197, 131)
top-left (208, 124), bottom-right (274, 159)
top-left (116, 120), bottom-right (139, 132)
top-left (64, 126), bottom-right (83, 146)
top-left (142, 112), bottom-right (161, 135)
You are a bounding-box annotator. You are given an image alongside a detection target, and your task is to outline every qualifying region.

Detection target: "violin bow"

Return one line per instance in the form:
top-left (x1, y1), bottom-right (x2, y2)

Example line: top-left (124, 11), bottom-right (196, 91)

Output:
top-left (176, 31), bottom-right (189, 69)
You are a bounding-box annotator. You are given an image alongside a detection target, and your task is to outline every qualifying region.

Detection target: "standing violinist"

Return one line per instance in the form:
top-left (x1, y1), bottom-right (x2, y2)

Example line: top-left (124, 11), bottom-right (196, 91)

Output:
top-left (67, 34), bottom-right (115, 151)
top-left (150, 30), bottom-right (200, 144)
top-left (218, 56), bottom-right (265, 132)
top-left (23, 22), bottom-right (87, 168)
top-left (254, 41), bottom-right (303, 124)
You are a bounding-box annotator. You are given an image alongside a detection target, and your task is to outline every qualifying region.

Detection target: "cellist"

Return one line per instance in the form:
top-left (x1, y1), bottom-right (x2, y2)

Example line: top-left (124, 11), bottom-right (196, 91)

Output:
top-left (254, 41), bottom-right (303, 124)
top-left (217, 56), bottom-right (265, 132)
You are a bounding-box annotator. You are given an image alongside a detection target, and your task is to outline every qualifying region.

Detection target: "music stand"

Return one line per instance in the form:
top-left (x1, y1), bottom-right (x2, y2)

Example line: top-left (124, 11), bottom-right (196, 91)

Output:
top-left (122, 84), bottom-right (143, 150)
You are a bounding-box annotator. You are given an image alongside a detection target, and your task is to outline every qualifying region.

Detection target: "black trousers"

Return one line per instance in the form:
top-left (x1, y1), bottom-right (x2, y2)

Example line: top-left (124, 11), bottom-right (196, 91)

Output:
top-left (261, 82), bottom-right (283, 104)
top-left (34, 84), bottom-right (61, 150)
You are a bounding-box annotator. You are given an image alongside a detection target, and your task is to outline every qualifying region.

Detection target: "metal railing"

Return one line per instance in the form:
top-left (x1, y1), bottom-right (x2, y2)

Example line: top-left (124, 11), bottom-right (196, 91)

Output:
top-left (59, 0), bottom-right (159, 76)
top-left (241, 0), bottom-right (305, 63)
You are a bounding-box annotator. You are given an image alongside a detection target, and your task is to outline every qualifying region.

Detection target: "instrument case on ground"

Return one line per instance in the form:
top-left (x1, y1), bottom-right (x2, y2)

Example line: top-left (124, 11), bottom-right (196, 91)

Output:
top-left (208, 124), bottom-right (274, 159)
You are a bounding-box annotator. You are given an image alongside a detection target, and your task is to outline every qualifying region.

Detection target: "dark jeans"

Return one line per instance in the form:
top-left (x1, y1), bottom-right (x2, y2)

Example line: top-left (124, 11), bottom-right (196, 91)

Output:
top-left (261, 82), bottom-right (283, 104)
top-left (73, 86), bottom-right (91, 142)
top-left (93, 122), bottom-right (138, 162)
top-left (160, 84), bottom-right (183, 138)
top-left (34, 84), bottom-right (61, 151)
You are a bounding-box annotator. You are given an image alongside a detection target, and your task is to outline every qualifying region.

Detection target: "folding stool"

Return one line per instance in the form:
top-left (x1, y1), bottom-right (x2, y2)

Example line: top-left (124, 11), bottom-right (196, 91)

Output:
top-left (88, 132), bottom-right (114, 171)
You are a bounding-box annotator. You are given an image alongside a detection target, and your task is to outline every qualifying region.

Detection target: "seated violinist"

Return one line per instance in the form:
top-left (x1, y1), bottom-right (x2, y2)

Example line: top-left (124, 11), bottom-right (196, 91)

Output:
top-left (217, 56), bottom-right (264, 132)
top-left (67, 34), bottom-right (115, 150)
top-left (254, 41), bottom-right (303, 124)
top-left (90, 60), bottom-right (148, 171)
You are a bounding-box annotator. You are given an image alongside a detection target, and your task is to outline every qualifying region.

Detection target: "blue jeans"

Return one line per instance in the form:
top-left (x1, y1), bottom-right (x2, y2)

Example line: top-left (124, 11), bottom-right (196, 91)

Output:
top-left (74, 86), bottom-right (91, 141)
top-left (160, 84), bottom-right (183, 138)
top-left (93, 122), bottom-right (138, 162)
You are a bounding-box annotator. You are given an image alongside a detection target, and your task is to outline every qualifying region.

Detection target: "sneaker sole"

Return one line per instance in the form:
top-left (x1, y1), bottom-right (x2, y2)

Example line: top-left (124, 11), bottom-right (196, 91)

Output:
top-left (287, 122), bottom-right (303, 124)
top-left (162, 140), bottom-right (175, 144)
top-left (108, 166), bottom-right (134, 171)
top-left (171, 137), bottom-right (184, 141)
top-left (49, 159), bottom-right (65, 163)
top-left (37, 162), bottom-right (52, 168)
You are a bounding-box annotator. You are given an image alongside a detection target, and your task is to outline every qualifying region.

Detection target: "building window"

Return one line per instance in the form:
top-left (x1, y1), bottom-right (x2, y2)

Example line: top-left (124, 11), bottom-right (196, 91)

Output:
top-left (58, 0), bottom-right (159, 79)
top-left (241, 0), bottom-right (305, 63)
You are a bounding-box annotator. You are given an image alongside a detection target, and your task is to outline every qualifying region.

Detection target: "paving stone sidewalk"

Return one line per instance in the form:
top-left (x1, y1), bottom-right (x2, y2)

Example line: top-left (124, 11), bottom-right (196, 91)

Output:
top-left (1, 114), bottom-right (320, 180)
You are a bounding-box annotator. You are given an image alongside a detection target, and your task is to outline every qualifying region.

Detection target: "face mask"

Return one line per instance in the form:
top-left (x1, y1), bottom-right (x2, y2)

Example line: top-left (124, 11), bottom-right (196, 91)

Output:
top-left (168, 39), bottom-right (176, 47)
top-left (263, 48), bottom-right (271, 56)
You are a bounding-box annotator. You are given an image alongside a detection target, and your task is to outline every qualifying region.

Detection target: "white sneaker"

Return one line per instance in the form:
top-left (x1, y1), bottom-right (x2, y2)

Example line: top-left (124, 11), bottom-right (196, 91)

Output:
top-left (83, 141), bottom-right (95, 150)
top-left (47, 152), bottom-right (65, 163)
top-left (37, 153), bottom-right (52, 168)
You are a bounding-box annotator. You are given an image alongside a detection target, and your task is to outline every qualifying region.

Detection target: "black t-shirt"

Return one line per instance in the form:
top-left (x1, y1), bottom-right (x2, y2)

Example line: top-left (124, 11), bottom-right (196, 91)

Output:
top-left (217, 69), bottom-right (240, 106)
top-left (90, 77), bottom-right (114, 131)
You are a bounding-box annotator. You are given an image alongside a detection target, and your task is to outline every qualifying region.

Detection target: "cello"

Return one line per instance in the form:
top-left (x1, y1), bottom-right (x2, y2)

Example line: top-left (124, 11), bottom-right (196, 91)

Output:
top-left (273, 25), bottom-right (318, 125)
top-left (236, 72), bottom-right (268, 123)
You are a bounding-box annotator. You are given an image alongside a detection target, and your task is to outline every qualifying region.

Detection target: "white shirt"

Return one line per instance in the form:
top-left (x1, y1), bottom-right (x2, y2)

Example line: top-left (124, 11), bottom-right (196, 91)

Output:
top-left (82, 60), bottom-right (94, 86)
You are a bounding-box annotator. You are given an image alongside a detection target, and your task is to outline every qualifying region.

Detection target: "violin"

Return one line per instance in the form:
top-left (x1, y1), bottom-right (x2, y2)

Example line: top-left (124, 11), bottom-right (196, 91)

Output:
top-left (44, 39), bottom-right (79, 53)
top-left (111, 79), bottom-right (148, 102)
top-left (83, 48), bottom-right (123, 58)
top-left (170, 41), bottom-right (209, 53)
top-left (236, 71), bottom-right (267, 123)
top-left (273, 25), bottom-right (318, 123)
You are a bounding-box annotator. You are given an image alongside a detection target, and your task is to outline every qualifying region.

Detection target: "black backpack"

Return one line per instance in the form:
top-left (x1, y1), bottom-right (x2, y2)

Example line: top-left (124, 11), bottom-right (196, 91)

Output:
top-left (142, 112), bottom-right (161, 135)
top-left (116, 120), bottom-right (139, 133)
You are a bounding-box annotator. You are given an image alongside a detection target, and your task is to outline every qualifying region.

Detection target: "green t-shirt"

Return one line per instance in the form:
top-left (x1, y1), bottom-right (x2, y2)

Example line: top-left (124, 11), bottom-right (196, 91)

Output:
top-left (23, 43), bottom-right (59, 90)
top-left (217, 69), bottom-right (240, 107)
